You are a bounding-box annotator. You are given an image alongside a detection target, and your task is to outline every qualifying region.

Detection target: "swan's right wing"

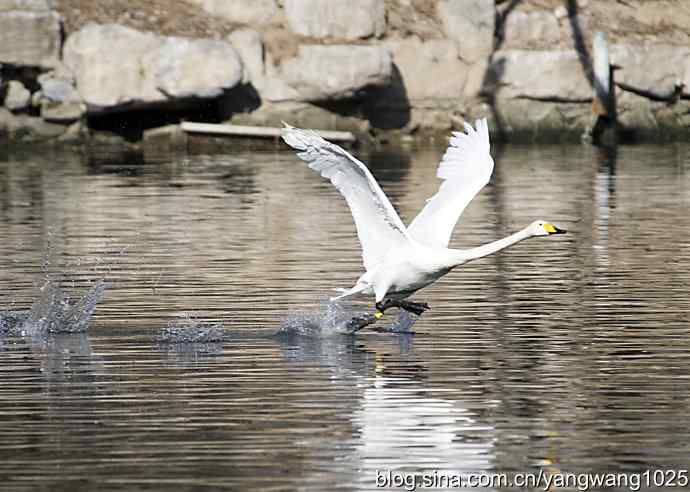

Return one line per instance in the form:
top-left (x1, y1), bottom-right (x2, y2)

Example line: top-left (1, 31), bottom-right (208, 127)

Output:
top-left (282, 124), bottom-right (411, 271)
top-left (407, 118), bottom-right (494, 248)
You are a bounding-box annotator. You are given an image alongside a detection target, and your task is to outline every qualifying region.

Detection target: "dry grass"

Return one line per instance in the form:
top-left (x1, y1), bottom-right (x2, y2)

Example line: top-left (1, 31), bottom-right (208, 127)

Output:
top-left (55, 0), bottom-right (237, 38)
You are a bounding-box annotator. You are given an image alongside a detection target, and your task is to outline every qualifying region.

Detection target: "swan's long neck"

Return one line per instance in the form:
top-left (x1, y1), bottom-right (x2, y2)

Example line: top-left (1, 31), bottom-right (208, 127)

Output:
top-left (446, 227), bottom-right (533, 267)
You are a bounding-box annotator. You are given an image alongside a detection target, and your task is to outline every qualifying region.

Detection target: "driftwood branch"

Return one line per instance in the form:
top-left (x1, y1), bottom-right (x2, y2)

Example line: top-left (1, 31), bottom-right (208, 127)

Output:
top-left (615, 81), bottom-right (685, 103)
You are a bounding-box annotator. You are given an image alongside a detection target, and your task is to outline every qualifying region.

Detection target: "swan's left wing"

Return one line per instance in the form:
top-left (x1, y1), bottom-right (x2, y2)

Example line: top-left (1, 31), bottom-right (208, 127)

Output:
top-left (282, 124), bottom-right (411, 272)
top-left (407, 118), bottom-right (494, 248)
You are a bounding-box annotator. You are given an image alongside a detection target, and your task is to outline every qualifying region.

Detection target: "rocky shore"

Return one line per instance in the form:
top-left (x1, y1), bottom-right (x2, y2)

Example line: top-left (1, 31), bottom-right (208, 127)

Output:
top-left (1, 0), bottom-right (690, 146)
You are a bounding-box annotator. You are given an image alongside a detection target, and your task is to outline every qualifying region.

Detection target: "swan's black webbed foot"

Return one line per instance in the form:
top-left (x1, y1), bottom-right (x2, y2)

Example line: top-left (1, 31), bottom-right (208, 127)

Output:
top-left (376, 299), bottom-right (430, 316)
top-left (346, 312), bottom-right (381, 333)
top-left (347, 298), bottom-right (429, 334)
top-left (398, 300), bottom-right (430, 316)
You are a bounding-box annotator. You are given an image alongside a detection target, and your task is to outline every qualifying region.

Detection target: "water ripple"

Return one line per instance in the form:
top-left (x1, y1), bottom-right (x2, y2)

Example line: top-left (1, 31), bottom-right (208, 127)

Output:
top-left (0, 144), bottom-right (689, 490)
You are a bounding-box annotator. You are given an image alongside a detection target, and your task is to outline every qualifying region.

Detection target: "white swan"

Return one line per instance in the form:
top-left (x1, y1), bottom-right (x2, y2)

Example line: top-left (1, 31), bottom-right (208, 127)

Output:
top-left (281, 119), bottom-right (566, 330)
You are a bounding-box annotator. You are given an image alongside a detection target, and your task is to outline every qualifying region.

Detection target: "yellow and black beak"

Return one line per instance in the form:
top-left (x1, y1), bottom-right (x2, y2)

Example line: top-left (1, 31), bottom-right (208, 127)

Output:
top-left (544, 223), bottom-right (567, 235)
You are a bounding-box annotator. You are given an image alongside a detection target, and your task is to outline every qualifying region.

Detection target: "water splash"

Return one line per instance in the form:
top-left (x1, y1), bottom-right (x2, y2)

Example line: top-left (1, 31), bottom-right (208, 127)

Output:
top-left (157, 313), bottom-right (230, 344)
top-left (1, 278), bottom-right (107, 336)
top-left (276, 301), bottom-right (358, 338)
top-left (0, 229), bottom-right (127, 338)
top-left (275, 300), bottom-right (419, 338)
top-left (155, 313), bottom-right (229, 364)
top-left (0, 311), bottom-right (29, 335)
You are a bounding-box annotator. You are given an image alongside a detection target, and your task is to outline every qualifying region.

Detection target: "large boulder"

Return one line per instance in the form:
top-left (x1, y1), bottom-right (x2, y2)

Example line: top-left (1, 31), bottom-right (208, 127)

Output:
top-left (155, 37), bottom-right (243, 99)
top-left (280, 45), bottom-right (392, 101)
top-left (63, 24), bottom-right (164, 109)
top-left (187, 0), bottom-right (279, 26)
top-left (0, 0), bottom-right (60, 67)
top-left (63, 24), bottom-right (243, 112)
top-left (284, 0), bottom-right (385, 39)
top-left (383, 39), bottom-right (467, 101)
top-left (438, 0), bottom-right (495, 63)
top-left (491, 49), bottom-right (592, 102)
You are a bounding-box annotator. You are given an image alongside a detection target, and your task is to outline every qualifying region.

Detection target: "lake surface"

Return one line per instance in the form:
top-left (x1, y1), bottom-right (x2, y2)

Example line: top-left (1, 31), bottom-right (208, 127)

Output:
top-left (1, 141), bottom-right (689, 491)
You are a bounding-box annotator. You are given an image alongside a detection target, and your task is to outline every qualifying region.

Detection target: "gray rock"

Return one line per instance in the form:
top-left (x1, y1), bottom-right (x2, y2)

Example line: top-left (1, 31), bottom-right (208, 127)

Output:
top-left (143, 124), bottom-right (187, 152)
top-left (463, 59), bottom-right (490, 99)
top-left (155, 37), bottom-right (243, 99)
top-left (501, 10), bottom-right (561, 49)
top-left (40, 100), bottom-right (85, 122)
top-left (40, 77), bottom-right (76, 102)
top-left (3, 80), bottom-right (31, 111)
top-left (63, 24), bottom-right (162, 109)
top-left (38, 69), bottom-right (78, 102)
top-left (63, 24), bottom-right (243, 112)
top-left (438, 0), bottom-right (495, 64)
top-left (284, 0), bottom-right (385, 39)
top-left (492, 98), bottom-right (590, 139)
top-left (187, 0), bottom-right (278, 25)
top-left (616, 91), bottom-right (657, 130)
top-left (230, 101), bottom-right (369, 133)
top-left (0, 109), bottom-right (67, 140)
top-left (281, 45), bottom-right (392, 101)
top-left (383, 38), bottom-right (467, 101)
top-left (618, 1), bottom-right (690, 43)
top-left (57, 120), bottom-right (86, 143)
top-left (255, 50), bottom-right (301, 102)
top-left (228, 28), bottom-right (264, 85)
top-left (27, 116), bottom-right (65, 139)
top-left (36, 65), bottom-right (85, 122)
top-left (609, 43), bottom-right (690, 97)
top-left (491, 49), bottom-right (592, 102)
top-left (0, 8), bottom-right (60, 67)
top-left (256, 77), bottom-right (301, 103)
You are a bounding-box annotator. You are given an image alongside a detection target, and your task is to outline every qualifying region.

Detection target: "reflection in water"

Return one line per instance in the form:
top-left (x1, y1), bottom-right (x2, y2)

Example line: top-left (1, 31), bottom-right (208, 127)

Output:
top-left (28, 332), bottom-right (96, 377)
top-left (593, 145), bottom-right (617, 269)
top-left (0, 144), bottom-right (689, 490)
top-left (354, 376), bottom-right (494, 475)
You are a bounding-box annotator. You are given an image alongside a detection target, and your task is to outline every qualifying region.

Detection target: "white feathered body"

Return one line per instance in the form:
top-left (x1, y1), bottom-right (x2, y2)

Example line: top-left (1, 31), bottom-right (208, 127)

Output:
top-left (343, 242), bottom-right (467, 302)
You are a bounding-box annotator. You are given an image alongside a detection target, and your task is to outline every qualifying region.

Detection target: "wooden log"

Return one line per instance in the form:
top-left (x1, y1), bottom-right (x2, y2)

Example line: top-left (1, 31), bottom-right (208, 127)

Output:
top-left (180, 122), bottom-right (357, 143)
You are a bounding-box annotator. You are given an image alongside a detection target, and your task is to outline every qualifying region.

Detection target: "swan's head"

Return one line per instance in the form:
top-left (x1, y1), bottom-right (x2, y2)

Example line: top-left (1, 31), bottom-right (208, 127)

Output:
top-left (530, 220), bottom-right (567, 237)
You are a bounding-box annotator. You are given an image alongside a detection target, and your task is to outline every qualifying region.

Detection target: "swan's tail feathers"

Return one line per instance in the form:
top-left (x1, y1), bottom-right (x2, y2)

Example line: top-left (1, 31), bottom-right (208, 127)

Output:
top-left (330, 284), bottom-right (369, 302)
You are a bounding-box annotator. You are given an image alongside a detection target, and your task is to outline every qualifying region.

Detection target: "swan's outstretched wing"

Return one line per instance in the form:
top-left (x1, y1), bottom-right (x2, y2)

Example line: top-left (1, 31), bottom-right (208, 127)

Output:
top-left (407, 118), bottom-right (494, 248)
top-left (282, 124), bottom-right (411, 271)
